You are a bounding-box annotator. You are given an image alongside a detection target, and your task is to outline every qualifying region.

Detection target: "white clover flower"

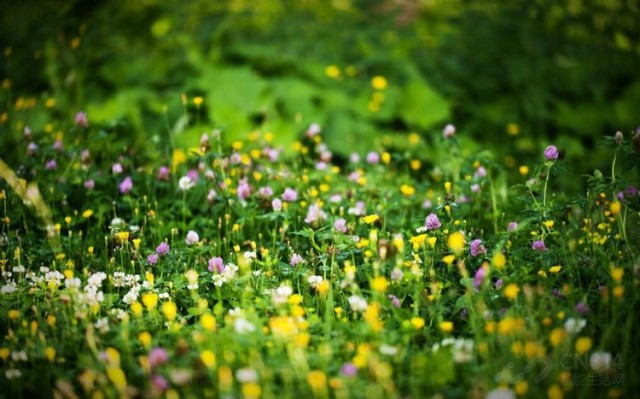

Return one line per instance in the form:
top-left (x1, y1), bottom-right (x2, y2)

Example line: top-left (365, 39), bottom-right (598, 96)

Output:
top-left (308, 275), bottom-right (324, 288)
top-left (178, 176), bottom-right (196, 191)
top-left (236, 368), bottom-right (259, 383)
top-left (348, 295), bottom-right (368, 312)
top-left (1, 282), bottom-right (17, 294)
top-left (95, 317), bottom-right (110, 333)
top-left (185, 230), bottom-right (200, 246)
top-left (11, 351), bottom-right (27, 361)
top-left (452, 339), bottom-right (474, 364)
top-left (590, 351), bottom-right (612, 373)
top-left (12, 265), bottom-right (25, 273)
top-left (564, 318), bottom-right (586, 334)
top-left (486, 388), bottom-right (515, 399)
top-left (379, 344), bottom-right (399, 356)
top-left (5, 369), bottom-right (21, 379)
top-left (234, 317), bottom-right (256, 334)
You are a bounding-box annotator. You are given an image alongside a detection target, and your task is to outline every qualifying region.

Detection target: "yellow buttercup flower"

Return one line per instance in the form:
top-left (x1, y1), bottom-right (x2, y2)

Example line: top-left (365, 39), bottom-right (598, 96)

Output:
top-left (447, 231), bottom-right (466, 253)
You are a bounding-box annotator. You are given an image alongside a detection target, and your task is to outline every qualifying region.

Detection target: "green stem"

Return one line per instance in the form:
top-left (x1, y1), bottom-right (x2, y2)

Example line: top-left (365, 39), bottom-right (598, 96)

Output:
top-left (542, 163), bottom-right (552, 216)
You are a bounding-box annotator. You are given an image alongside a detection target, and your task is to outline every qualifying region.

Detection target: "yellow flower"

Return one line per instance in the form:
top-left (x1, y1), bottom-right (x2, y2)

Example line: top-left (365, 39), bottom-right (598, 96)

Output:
top-left (503, 283), bottom-right (520, 300)
top-left (610, 201), bottom-right (621, 216)
top-left (242, 382), bottom-right (261, 399)
top-left (0, 348), bottom-right (10, 360)
top-left (442, 254), bottom-right (456, 266)
top-left (371, 75), bottom-right (388, 90)
top-left (515, 380), bottom-right (528, 395)
top-left (444, 181), bottom-right (452, 193)
top-left (549, 328), bottom-right (566, 346)
top-left (410, 159), bottom-right (421, 170)
top-left (575, 337), bottom-right (592, 355)
top-left (138, 332), bottom-right (152, 348)
top-left (44, 346), bottom-right (56, 362)
top-left (8, 309), bottom-right (19, 320)
top-left (362, 214), bottom-right (380, 225)
top-left (200, 350), bottom-right (216, 369)
top-left (325, 65), bottom-right (341, 78)
top-left (440, 321), bottom-right (454, 333)
top-left (400, 184), bottom-right (415, 197)
top-left (519, 165), bottom-right (529, 176)
top-left (410, 317), bottom-right (425, 330)
top-left (141, 293), bottom-right (158, 310)
top-left (193, 96), bottom-right (204, 106)
top-left (409, 234), bottom-right (427, 250)
top-left (307, 370), bottom-right (327, 393)
top-left (447, 231), bottom-right (466, 253)
top-left (612, 285), bottom-right (624, 298)
top-left (610, 267), bottom-right (623, 283)
top-left (549, 265), bottom-right (562, 274)
top-left (162, 301), bottom-right (177, 321)
top-left (371, 276), bottom-right (389, 293)
top-left (492, 252), bottom-right (506, 269)
top-left (116, 231), bottom-right (129, 243)
top-left (201, 314), bottom-right (217, 332)
top-left (547, 384), bottom-right (563, 399)
top-left (130, 301), bottom-right (143, 317)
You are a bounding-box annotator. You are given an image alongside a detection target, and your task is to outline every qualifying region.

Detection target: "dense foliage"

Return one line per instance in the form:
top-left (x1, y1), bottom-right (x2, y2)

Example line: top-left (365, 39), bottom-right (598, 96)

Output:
top-left (1, 1), bottom-right (639, 398)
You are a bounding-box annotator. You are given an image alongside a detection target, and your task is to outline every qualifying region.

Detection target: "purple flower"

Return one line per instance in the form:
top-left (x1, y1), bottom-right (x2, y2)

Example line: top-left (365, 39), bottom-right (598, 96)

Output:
top-left (84, 179), bottom-right (95, 190)
top-left (272, 198), bottom-right (282, 212)
top-left (237, 179), bottom-right (251, 200)
top-left (471, 183), bottom-right (480, 193)
top-left (151, 375), bottom-right (169, 392)
top-left (495, 278), bottom-right (503, 289)
top-left (475, 166), bottom-right (487, 179)
top-left (156, 242), bottom-right (170, 256)
top-left (290, 253), bottom-right (305, 267)
top-left (147, 254), bottom-right (158, 266)
top-left (334, 218), bottom-right (347, 233)
top-left (119, 176), bottom-right (133, 194)
top-left (148, 347), bottom-right (169, 368)
top-left (470, 239), bottom-right (487, 257)
top-left (507, 221), bottom-right (518, 232)
top-left (258, 186), bottom-right (274, 198)
top-left (425, 213), bottom-right (441, 230)
top-left (208, 257), bottom-right (224, 273)
top-left (366, 152), bottom-right (380, 164)
top-left (112, 163), bottom-right (123, 174)
top-left (45, 159), bottom-right (57, 170)
top-left (282, 188), bottom-right (298, 202)
top-left (544, 145), bottom-right (559, 160)
top-left (304, 204), bottom-right (327, 224)
top-left (388, 294), bottom-right (401, 308)
top-left (443, 123), bottom-right (456, 138)
top-left (532, 240), bottom-right (547, 252)
top-left (187, 169), bottom-right (199, 182)
top-left (340, 363), bottom-right (358, 377)
top-left (185, 230), bottom-right (199, 246)
top-left (575, 302), bottom-right (589, 316)
top-left (75, 112), bottom-right (89, 128)
top-left (390, 268), bottom-right (403, 281)
top-left (27, 142), bottom-right (38, 155)
top-left (474, 266), bottom-right (487, 288)
top-left (157, 166), bottom-right (170, 181)
top-left (350, 153), bottom-right (360, 163)
top-left (53, 139), bottom-right (63, 151)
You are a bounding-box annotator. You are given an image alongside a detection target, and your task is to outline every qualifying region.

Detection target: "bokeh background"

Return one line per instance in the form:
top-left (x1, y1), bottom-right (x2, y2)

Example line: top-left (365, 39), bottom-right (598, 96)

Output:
top-left (2, 0), bottom-right (639, 190)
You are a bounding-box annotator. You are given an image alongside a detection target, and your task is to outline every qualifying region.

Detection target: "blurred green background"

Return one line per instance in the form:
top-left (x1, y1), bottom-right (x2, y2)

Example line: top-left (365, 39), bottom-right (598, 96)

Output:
top-left (1, 0), bottom-right (639, 183)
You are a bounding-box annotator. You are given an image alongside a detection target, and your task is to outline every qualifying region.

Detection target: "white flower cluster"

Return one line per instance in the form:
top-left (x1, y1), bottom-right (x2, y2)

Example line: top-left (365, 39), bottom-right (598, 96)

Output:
top-left (212, 263), bottom-right (238, 287)
top-left (432, 337), bottom-right (475, 364)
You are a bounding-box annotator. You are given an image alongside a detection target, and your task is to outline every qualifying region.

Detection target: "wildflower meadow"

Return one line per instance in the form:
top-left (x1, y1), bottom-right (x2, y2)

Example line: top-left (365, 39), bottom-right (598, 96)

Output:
top-left (1, 110), bottom-right (639, 398)
top-left (2, 2), bottom-right (640, 399)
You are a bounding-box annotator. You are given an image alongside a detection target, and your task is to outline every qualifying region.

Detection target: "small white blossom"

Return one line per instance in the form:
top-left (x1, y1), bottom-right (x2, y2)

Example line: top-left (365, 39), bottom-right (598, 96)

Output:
top-left (348, 295), bottom-right (368, 312)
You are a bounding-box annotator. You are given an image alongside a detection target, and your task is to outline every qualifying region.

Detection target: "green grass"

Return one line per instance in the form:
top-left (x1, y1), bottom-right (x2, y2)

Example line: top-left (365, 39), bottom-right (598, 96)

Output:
top-left (0, 109), bottom-right (638, 398)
